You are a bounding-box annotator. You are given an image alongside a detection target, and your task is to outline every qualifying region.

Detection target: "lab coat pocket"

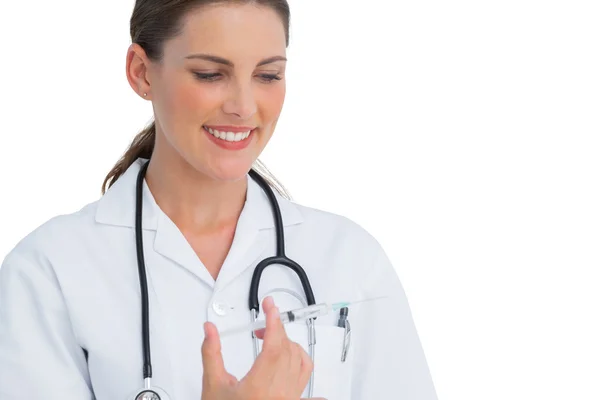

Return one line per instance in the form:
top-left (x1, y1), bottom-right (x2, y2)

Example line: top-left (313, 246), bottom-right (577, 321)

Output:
top-left (285, 323), bottom-right (354, 400)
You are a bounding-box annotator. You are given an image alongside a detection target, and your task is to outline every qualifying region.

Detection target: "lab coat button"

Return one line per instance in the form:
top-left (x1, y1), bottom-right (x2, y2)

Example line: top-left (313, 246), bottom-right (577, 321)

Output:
top-left (212, 301), bottom-right (231, 316)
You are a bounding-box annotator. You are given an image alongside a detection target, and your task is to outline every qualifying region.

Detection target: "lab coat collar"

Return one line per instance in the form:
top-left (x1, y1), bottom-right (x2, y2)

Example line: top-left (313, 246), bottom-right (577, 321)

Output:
top-left (94, 157), bottom-right (304, 231)
top-left (95, 158), bottom-right (303, 288)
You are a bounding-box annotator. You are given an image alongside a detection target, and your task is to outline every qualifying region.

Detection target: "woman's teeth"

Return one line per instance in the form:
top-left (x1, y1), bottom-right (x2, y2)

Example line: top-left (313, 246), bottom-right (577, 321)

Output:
top-left (205, 126), bottom-right (252, 142)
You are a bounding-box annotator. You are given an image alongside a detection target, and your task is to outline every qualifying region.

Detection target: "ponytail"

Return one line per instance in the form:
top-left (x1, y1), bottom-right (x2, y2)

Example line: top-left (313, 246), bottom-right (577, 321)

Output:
top-left (101, 121), bottom-right (155, 194)
top-left (101, 120), bottom-right (291, 200)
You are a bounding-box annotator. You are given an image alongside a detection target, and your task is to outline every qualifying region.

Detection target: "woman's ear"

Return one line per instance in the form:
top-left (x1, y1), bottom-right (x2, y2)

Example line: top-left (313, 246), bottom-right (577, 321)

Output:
top-left (126, 43), bottom-right (151, 99)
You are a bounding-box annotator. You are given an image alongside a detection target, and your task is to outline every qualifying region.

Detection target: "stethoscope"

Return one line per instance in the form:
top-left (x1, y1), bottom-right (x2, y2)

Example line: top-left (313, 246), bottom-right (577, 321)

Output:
top-left (132, 160), bottom-right (317, 400)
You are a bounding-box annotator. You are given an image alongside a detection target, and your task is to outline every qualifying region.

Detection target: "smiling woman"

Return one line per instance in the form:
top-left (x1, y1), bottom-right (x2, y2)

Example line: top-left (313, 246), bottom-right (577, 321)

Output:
top-left (102, 1), bottom-right (291, 199)
top-left (0, 1), bottom-right (439, 400)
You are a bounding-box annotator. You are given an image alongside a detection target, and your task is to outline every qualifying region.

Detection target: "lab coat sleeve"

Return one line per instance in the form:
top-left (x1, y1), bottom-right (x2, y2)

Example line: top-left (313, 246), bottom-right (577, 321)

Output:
top-left (351, 244), bottom-right (438, 400)
top-left (0, 250), bottom-right (94, 399)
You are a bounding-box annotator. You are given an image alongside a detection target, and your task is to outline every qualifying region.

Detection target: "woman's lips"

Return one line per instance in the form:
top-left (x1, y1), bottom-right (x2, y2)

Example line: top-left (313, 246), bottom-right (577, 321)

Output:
top-left (202, 125), bottom-right (255, 150)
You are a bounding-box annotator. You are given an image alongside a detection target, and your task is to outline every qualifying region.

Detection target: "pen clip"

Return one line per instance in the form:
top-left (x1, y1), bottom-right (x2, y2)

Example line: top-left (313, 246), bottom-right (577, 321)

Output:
top-left (337, 307), bottom-right (351, 362)
top-left (341, 320), bottom-right (351, 362)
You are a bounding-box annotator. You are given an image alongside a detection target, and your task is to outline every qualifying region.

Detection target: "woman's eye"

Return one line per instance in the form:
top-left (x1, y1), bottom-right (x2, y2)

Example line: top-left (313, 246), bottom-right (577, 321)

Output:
top-left (193, 72), bottom-right (282, 83)
top-left (193, 72), bottom-right (222, 81)
top-left (258, 74), bottom-right (283, 83)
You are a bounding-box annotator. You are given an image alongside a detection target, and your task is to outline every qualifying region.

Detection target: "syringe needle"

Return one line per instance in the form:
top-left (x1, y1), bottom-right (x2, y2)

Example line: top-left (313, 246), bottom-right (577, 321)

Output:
top-left (332, 295), bottom-right (389, 310)
top-left (348, 295), bottom-right (388, 305)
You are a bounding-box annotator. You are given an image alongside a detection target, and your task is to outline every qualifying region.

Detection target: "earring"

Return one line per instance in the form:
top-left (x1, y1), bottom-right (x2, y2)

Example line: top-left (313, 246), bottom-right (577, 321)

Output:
top-left (143, 93), bottom-right (147, 97)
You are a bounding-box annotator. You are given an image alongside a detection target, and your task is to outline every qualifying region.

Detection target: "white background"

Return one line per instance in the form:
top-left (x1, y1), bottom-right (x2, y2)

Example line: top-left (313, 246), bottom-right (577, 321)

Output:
top-left (1, 1), bottom-right (599, 399)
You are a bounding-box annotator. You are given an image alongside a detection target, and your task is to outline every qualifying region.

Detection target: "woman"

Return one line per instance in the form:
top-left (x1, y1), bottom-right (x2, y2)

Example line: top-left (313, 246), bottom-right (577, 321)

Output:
top-left (0, 1), bottom-right (438, 399)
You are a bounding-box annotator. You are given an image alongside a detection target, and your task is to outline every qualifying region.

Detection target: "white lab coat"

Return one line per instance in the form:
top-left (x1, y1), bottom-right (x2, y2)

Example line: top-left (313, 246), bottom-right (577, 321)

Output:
top-left (0, 158), bottom-right (437, 400)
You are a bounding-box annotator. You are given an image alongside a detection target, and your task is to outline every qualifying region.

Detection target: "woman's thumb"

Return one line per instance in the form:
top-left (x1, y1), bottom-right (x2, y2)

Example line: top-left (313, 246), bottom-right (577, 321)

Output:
top-left (201, 322), bottom-right (226, 384)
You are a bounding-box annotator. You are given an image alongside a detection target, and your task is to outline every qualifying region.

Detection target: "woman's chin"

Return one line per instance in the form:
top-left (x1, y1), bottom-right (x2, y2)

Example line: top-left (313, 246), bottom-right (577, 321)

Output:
top-left (181, 148), bottom-right (257, 182)
top-left (205, 162), bottom-right (255, 182)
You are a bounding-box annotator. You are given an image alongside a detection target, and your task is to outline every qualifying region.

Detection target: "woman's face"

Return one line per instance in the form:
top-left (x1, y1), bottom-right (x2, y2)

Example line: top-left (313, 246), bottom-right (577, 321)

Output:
top-left (136, 4), bottom-right (287, 181)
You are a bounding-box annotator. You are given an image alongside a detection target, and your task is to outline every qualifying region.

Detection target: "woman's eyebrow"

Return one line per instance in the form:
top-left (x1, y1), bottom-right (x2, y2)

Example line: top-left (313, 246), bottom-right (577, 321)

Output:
top-left (184, 53), bottom-right (287, 67)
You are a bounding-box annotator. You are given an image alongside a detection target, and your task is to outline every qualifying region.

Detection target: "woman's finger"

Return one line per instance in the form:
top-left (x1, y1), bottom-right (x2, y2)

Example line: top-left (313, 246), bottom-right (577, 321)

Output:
top-left (287, 341), bottom-right (304, 394)
top-left (253, 296), bottom-right (274, 340)
top-left (253, 327), bottom-right (266, 339)
top-left (262, 295), bottom-right (275, 312)
top-left (201, 322), bottom-right (227, 387)
top-left (297, 341), bottom-right (314, 392)
top-left (261, 299), bottom-right (285, 351)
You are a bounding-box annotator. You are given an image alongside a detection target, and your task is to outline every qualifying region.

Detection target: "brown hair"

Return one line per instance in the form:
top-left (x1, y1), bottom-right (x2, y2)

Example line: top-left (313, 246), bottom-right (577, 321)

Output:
top-left (101, 0), bottom-right (292, 199)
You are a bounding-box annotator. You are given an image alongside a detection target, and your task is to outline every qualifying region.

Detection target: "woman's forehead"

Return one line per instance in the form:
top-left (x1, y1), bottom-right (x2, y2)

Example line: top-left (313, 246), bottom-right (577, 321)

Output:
top-left (182, 5), bottom-right (285, 49)
top-left (164, 4), bottom-right (286, 65)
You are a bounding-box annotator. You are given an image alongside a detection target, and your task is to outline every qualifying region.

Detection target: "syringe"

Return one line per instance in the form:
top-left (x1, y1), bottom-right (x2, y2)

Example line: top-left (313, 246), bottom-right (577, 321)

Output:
top-left (220, 296), bottom-right (387, 337)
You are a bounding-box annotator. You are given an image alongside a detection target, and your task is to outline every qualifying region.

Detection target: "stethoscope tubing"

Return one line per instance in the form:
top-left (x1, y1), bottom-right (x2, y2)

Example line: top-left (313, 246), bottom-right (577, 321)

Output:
top-left (136, 161), bottom-right (153, 381)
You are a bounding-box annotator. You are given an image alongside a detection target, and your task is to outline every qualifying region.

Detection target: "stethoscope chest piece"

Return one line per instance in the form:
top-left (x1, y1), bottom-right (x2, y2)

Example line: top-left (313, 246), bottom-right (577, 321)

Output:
top-left (135, 390), bottom-right (160, 400)
top-left (130, 380), bottom-right (169, 400)
top-left (132, 386), bottom-right (169, 400)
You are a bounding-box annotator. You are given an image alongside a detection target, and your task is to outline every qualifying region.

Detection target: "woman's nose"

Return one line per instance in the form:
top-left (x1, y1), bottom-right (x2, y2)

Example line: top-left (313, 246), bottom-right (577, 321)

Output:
top-left (222, 82), bottom-right (257, 120)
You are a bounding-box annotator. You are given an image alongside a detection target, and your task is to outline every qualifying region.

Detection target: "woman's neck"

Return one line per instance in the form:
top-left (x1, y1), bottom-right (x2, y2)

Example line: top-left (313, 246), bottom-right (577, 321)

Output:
top-left (144, 149), bottom-right (247, 235)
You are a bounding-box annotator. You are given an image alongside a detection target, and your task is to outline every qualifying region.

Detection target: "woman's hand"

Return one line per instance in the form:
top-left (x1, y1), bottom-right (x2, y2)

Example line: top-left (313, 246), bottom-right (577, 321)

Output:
top-left (201, 296), bottom-right (325, 400)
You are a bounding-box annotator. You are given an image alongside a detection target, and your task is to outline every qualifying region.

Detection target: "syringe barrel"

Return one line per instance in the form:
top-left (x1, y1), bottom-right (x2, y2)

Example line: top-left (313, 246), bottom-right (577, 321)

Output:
top-left (287, 303), bottom-right (329, 322)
